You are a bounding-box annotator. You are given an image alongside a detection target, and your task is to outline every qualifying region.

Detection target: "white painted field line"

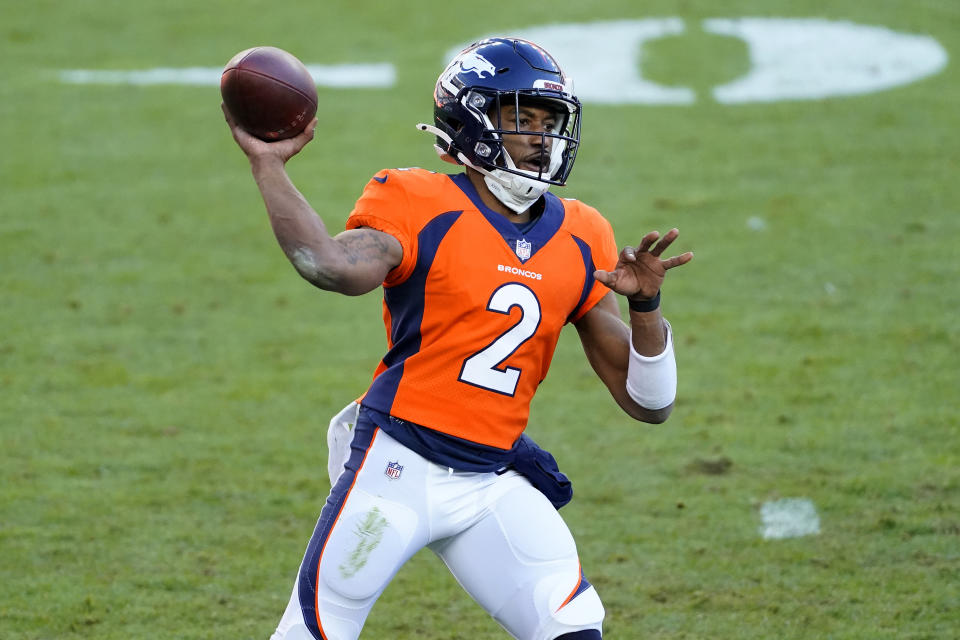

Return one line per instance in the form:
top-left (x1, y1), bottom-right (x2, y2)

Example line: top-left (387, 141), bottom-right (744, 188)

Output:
top-left (59, 63), bottom-right (396, 88)
top-left (760, 497), bottom-right (821, 539)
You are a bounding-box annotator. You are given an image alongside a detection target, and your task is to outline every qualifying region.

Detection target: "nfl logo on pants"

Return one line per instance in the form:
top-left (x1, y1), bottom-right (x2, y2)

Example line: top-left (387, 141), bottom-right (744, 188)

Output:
top-left (385, 461), bottom-right (403, 480)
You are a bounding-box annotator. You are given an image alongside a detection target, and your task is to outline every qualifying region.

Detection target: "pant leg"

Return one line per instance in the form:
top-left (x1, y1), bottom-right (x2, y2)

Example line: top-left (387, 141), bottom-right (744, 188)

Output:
top-left (274, 421), bottom-right (431, 640)
top-left (431, 476), bottom-right (604, 640)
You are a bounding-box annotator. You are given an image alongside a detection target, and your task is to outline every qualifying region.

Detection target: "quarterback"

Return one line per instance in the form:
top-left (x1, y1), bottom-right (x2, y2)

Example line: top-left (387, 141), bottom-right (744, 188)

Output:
top-left (224, 37), bottom-right (693, 640)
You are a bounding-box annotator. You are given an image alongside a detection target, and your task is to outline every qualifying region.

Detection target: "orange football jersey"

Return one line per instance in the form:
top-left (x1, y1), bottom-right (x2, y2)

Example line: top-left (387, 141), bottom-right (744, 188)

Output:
top-left (346, 169), bottom-right (618, 450)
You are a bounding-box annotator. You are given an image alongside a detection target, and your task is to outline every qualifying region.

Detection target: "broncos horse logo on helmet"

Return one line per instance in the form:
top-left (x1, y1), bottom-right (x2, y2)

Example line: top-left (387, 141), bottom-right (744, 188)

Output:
top-left (418, 37), bottom-right (582, 212)
top-left (457, 51), bottom-right (498, 79)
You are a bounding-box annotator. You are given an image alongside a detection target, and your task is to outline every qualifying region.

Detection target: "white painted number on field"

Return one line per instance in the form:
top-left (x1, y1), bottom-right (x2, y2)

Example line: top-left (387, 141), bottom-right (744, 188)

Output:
top-left (59, 64), bottom-right (396, 88)
top-left (466, 18), bottom-right (697, 105)
top-left (459, 283), bottom-right (541, 396)
top-left (451, 18), bottom-right (948, 104)
top-left (760, 498), bottom-right (821, 540)
top-left (705, 18), bottom-right (948, 103)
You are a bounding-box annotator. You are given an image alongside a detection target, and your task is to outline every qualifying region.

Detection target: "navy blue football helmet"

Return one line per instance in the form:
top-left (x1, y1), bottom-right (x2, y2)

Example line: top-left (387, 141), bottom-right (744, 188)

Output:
top-left (420, 37), bottom-right (581, 187)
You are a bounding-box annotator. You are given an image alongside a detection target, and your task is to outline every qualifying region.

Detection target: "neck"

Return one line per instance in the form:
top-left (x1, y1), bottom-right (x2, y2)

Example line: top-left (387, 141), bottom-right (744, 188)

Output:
top-left (465, 168), bottom-right (533, 223)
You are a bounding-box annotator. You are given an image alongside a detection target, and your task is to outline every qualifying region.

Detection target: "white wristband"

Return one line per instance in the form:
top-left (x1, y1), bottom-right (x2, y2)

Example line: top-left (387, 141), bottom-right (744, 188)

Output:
top-left (626, 319), bottom-right (677, 410)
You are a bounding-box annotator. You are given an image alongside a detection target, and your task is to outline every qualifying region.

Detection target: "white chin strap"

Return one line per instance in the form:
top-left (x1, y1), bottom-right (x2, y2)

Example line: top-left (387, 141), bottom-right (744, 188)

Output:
top-left (484, 170), bottom-right (549, 214)
top-left (416, 123), bottom-right (562, 214)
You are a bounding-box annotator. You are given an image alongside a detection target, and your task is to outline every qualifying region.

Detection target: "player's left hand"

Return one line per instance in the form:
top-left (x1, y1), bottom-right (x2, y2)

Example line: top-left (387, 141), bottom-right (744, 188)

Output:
top-left (593, 228), bottom-right (693, 301)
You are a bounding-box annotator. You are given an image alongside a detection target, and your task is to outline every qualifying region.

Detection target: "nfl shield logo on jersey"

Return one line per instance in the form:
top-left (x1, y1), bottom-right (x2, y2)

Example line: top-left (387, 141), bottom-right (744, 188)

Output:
top-left (515, 239), bottom-right (532, 261)
top-left (385, 461), bottom-right (403, 480)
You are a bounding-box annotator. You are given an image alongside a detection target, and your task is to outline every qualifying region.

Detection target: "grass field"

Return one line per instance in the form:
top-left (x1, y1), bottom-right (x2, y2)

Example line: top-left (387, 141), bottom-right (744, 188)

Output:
top-left (1, 1), bottom-right (958, 638)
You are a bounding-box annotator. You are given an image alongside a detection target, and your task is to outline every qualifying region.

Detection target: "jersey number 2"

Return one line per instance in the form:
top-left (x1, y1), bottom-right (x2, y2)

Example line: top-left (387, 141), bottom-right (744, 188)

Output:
top-left (459, 283), bottom-right (542, 396)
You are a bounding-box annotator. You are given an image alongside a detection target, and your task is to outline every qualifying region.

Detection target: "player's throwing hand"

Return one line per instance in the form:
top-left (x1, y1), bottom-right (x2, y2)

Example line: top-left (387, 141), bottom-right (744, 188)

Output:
top-left (593, 228), bottom-right (693, 301)
top-left (222, 102), bottom-right (318, 165)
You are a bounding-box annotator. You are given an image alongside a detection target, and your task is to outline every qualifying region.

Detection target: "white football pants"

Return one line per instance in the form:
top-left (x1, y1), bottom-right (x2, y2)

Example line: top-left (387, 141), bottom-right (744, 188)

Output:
top-left (269, 406), bottom-right (604, 640)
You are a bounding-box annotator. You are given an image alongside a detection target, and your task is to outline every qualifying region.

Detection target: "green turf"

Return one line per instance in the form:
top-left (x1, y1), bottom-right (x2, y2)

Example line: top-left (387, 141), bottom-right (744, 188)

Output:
top-left (1, 1), bottom-right (958, 638)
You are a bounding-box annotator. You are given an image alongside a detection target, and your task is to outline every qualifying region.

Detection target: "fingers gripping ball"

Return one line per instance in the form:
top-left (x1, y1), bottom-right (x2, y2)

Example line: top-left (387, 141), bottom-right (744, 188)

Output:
top-left (220, 46), bottom-right (318, 141)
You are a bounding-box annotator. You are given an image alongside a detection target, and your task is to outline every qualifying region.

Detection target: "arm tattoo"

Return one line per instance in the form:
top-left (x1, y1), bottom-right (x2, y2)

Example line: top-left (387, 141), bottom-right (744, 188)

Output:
top-left (287, 229), bottom-right (397, 293)
top-left (339, 230), bottom-right (392, 266)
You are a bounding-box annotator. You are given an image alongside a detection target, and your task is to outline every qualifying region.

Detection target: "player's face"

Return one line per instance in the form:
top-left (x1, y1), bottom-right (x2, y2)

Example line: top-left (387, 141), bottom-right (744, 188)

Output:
top-left (495, 103), bottom-right (558, 174)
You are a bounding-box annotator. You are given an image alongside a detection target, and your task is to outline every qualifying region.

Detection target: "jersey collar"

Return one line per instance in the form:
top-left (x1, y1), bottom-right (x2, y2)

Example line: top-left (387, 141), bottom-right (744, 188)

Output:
top-left (448, 173), bottom-right (566, 264)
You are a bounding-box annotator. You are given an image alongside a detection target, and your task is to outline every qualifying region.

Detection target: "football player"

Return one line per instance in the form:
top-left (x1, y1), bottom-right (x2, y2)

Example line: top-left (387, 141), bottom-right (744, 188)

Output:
top-left (224, 37), bottom-right (693, 640)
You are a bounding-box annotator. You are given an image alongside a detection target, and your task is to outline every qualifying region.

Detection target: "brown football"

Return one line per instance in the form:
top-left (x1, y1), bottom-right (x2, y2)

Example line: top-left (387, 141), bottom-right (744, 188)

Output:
top-left (221, 46), bottom-right (318, 141)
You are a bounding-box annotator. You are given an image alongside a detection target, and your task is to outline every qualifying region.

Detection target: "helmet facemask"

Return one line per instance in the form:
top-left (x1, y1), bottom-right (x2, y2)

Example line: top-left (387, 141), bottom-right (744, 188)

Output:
top-left (455, 89), bottom-right (580, 213)
top-left (467, 89), bottom-right (579, 185)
